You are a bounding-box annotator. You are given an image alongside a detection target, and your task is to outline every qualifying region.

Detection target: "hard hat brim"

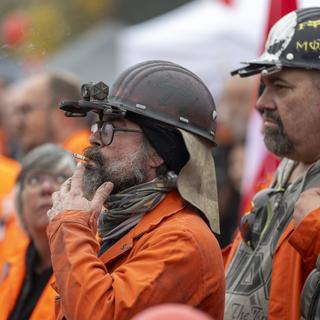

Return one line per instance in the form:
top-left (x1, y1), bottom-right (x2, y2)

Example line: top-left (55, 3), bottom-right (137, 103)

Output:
top-left (231, 60), bottom-right (282, 78)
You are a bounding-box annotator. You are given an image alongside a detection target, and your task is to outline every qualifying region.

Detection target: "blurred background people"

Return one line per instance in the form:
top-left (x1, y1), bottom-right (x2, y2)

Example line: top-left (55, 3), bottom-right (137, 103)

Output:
top-left (217, 75), bottom-right (255, 144)
top-left (0, 143), bottom-right (76, 320)
top-left (0, 58), bottom-right (25, 156)
top-left (0, 72), bottom-right (91, 271)
top-left (0, 59), bottom-right (25, 270)
top-left (213, 75), bottom-right (256, 247)
top-left (0, 58), bottom-right (24, 198)
top-left (5, 71), bottom-right (91, 159)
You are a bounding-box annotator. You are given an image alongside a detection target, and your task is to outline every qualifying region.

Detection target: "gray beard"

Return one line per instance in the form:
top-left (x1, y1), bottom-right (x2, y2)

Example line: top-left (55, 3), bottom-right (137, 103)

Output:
top-left (262, 111), bottom-right (294, 157)
top-left (82, 146), bottom-right (148, 199)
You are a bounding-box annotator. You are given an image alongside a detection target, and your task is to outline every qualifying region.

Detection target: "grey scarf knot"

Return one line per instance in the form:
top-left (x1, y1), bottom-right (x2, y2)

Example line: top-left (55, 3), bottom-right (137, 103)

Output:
top-left (98, 171), bottom-right (177, 241)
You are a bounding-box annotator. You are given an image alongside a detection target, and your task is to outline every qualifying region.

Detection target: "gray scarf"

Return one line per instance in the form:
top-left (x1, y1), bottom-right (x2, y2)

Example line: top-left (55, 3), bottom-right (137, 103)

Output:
top-left (98, 171), bottom-right (177, 241)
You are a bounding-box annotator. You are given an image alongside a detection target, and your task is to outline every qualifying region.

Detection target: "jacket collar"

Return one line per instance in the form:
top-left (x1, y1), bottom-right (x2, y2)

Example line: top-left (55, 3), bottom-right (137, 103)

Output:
top-left (274, 221), bottom-right (294, 254)
top-left (99, 191), bottom-right (187, 265)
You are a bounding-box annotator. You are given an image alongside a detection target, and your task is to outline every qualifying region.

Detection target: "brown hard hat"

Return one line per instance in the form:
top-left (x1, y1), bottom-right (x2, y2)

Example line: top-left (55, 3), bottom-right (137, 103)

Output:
top-left (60, 60), bottom-right (217, 145)
top-left (109, 60), bottom-right (217, 145)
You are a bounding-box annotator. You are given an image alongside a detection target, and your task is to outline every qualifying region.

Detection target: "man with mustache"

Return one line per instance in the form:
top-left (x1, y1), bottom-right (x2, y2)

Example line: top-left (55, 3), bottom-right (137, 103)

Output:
top-left (224, 7), bottom-right (320, 320)
top-left (46, 60), bottom-right (225, 320)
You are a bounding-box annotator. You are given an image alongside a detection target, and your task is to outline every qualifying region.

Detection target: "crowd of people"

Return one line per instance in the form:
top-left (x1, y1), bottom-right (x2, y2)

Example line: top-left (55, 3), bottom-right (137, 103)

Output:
top-left (0, 7), bottom-right (319, 320)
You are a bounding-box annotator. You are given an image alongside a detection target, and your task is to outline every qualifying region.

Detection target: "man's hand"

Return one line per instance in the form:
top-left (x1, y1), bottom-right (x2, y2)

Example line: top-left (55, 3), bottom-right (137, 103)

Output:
top-left (47, 163), bottom-right (113, 222)
top-left (293, 187), bottom-right (320, 227)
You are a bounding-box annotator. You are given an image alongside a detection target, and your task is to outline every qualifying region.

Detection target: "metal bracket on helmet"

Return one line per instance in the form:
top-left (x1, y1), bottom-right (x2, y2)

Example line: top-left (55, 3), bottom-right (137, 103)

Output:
top-left (81, 81), bottom-right (109, 101)
top-left (261, 63), bottom-right (282, 76)
top-left (60, 81), bottom-right (125, 120)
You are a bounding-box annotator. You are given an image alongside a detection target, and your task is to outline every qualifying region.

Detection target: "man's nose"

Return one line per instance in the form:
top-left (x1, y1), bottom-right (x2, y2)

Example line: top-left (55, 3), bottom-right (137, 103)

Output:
top-left (256, 87), bottom-right (276, 114)
top-left (89, 131), bottom-right (103, 147)
top-left (39, 178), bottom-right (58, 194)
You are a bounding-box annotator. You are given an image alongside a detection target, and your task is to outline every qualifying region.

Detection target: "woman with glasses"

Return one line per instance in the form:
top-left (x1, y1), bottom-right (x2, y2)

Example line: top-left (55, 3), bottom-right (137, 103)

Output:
top-left (0, 144), bottom-right (76, 320)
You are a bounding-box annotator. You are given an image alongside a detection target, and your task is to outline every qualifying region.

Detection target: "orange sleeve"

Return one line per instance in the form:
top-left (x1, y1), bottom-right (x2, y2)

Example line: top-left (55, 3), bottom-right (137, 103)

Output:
top-left (289, 208), bottom-right (320, 269)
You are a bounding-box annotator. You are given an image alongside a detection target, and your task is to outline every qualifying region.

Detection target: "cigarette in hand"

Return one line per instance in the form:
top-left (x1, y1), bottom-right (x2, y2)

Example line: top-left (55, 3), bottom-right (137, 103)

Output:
top-left (72, 153), bottom-right (90, 162)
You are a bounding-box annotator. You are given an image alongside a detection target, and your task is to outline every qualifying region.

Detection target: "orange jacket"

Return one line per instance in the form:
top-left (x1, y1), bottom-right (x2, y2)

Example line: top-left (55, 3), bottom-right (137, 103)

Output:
top-left (0, 240), bottom-right (56, 320)
top-left (0, 157), bottom-right (24, 272)
top-left (47, 191), bottom-right (225, 320)
top-left (0, 129), bottom-right (8, 156)
top-left (0, 155), bottom-right (20, 198)
top-left (0, 211), bottom-right (28, 270)
top-left (62, 129), bottom-right (90, 155)
top-left (223, 209), bottom-right (320, 320)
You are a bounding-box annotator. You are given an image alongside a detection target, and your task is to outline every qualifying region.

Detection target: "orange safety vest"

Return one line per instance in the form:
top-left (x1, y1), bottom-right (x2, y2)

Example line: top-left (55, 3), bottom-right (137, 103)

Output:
top-left (0, 240), bottom-right (56, 320)
top-left (0, 210), bottom-right (28, 269)
top-left (0, 155), bottom-right (20, 198)
top-left (0, 157), bottom-right (22, 273)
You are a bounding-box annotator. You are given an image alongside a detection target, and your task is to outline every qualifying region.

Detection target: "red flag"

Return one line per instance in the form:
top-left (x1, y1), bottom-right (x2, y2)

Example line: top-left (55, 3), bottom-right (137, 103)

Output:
top-left (264, 0), bottom-right (298, 42)
top-left (220, 0), bottom-right (234, 6)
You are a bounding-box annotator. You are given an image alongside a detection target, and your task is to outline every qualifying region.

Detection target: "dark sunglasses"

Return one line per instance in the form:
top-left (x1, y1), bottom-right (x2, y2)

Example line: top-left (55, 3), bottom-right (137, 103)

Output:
top-left (240, 187), bottom-right (285, 250)
top-left (91, 121), bottom-right (142, 146)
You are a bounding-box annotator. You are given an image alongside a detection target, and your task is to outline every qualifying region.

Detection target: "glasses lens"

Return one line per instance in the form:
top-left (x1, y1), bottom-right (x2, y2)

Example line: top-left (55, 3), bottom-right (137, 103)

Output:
top-left (91, 123), bottom-right (98, 134)
top-left (26, 173), bottom-right (44, 186)
top-left (100, 122), bottom-right (114, 146)
top-left (25, 172), bottom-right (70, 187)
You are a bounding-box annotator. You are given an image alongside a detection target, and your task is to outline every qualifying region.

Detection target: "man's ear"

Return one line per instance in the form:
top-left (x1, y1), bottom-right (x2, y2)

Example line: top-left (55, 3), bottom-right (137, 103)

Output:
top-left (148, 150), bottom-right (164, 168)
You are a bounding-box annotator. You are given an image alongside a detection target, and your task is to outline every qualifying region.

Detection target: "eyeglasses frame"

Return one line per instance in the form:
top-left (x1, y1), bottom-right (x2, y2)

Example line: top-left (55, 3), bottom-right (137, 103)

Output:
top-left (91, 121), bottom-right (143, 146)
